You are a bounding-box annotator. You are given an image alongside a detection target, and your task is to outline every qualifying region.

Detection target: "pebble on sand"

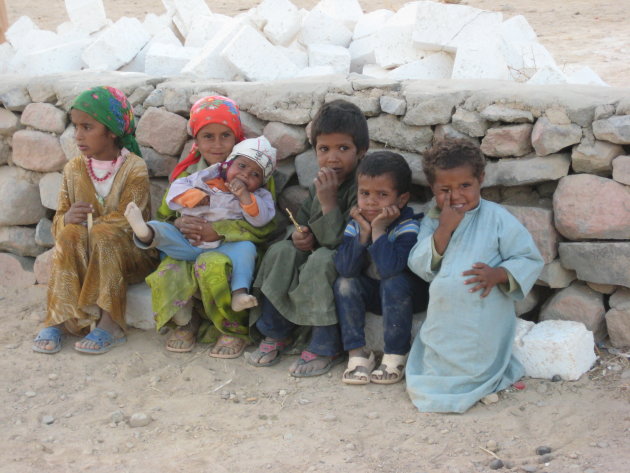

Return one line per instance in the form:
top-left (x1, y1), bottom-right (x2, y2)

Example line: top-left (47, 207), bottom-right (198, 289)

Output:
top-left (128, 412), bottom-right (151, 428)
top-left (489, 458), bottom-right (504, 470)
top-left (41, 415), bottom-right (55, 425)
top-left (535, 446), bottom-right (552, 455)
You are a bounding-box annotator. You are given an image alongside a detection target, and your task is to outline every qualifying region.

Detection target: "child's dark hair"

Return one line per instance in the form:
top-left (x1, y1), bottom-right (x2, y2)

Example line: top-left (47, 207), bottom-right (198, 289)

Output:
top-left (357, 151), bottom-right (411, 195)
top-left (310, 99), bottom-right (369, 152)
top-left (423, 139), bottom-right (486, 185)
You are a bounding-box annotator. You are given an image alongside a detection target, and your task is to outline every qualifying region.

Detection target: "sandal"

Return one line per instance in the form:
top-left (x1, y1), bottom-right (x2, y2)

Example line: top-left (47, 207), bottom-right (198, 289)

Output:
top-left (165, 327), bottom-right (196, 353)
top-left (290, 350), bottom-right (344, 378)
top-left (32, 326), bottom-right (62, 354)
top-left (209, 334), bottom-right (248, 359)
top-left (247, 338), bottom-right (291, 367)
top-left (370, 353), bottom-right (407, 385)
top-left (342, 351), bottom-right (376, 385)
top-left (74, 327), bottom-right (126, 355)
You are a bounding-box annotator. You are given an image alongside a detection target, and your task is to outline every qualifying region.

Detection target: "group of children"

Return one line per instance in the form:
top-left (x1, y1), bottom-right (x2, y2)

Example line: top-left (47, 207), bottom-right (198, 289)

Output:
top-left (31, 86), bottom-right (543, 413)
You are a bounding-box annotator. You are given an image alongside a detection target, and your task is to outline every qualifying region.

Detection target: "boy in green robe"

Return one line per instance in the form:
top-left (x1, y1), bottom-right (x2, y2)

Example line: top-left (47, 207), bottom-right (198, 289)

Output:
top-left (249, 100), bottom-right (369, 377)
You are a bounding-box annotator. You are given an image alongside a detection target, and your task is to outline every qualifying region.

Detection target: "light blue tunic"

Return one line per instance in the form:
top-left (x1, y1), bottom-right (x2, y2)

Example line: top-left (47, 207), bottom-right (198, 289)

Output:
top-left (406, 199), bottom-right (544, 413)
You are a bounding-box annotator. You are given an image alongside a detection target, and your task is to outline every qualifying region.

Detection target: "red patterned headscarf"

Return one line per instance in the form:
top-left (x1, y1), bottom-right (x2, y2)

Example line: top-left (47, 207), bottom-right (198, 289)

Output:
top-left (169, 95), bottom-right (244, 182)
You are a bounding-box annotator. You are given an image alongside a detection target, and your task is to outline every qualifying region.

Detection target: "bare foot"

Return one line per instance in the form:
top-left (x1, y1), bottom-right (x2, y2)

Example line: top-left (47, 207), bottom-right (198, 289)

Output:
top-left (124, 202), bottom-right (153, 243)
top-left (32, 324), bottom-right (64, 354)
top-left (209, 334), bottom-right (248, 359)
top-left (231, 291), bottom-right (258, 312)
top-left (289, 351), bottom-right (343, 377)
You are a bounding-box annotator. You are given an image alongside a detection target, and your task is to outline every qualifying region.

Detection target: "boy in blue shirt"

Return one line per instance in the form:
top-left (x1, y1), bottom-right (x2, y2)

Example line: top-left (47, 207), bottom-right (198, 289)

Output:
top-left (334, 151), bottom-right (428, 385)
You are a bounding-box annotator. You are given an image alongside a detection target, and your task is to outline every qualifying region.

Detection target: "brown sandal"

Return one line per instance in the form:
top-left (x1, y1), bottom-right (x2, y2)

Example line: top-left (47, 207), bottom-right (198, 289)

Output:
top-left (209, 334), bottom-right (249, 359)
top-left (165, 327), bottom-right (196, 353)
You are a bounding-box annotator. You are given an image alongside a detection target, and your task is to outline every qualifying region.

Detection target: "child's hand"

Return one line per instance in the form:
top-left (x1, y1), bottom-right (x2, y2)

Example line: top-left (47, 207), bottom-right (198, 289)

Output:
top-left (462, 263), bottom-right (508, 298)
top-left (371, 205), bottom-right (400, 234)
top-left (64, 201), bottom-right (94, 225)
top-left (195, 195), bottom-right (210, 207)
top-left (229, 178), bottom-right (252, 205)
top-left (291, 226), bottom-right (315, 252)
top-left (438, 191), bottom-right (465, 235)
top-left (350, 206), bottom-right (371, 245)
top-left (314, 167), bottom-right (339, 214)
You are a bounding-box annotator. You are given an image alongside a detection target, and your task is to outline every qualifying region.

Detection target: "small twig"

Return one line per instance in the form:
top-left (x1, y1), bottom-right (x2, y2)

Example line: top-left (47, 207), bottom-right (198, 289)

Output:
top-left (479, 446), bottom-right (501, 460)
top-left (212, 378), bottom-right (232, 392)
top-left (285, 208), bottom-right (303, 232)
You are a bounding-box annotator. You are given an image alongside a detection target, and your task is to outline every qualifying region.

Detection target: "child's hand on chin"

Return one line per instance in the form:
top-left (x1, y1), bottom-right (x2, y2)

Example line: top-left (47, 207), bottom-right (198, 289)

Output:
top-left (462, 263), bottom-right (508, 298)
top-left (351, 206), bottom-right (371, 245)
top-left (371, 205), bottom-right (400, 232)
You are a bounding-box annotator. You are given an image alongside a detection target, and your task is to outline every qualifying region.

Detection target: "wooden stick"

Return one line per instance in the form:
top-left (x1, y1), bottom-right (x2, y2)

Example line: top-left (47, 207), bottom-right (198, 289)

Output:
top-left (285, 208), bottom-right (303, 232)
top-left (87, 212), bottom-right (96, 331)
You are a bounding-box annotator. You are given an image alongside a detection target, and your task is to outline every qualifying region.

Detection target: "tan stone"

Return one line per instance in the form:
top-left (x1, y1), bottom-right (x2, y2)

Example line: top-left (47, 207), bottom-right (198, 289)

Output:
top-left (136, 107), bottom-right (188, 156)
top-left (481, 124), bottom-right (533, 157)
top-left (12, 130), bottom-right (67, 172)
top-left (20, 103), bottom-right (67, 134)
top-left (34, 248), bottom-right (55, 285)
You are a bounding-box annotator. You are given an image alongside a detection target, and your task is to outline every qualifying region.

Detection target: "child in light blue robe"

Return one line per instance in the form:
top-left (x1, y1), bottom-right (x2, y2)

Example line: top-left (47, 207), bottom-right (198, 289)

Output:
top-left (406, 139), bottom-right (544, 413)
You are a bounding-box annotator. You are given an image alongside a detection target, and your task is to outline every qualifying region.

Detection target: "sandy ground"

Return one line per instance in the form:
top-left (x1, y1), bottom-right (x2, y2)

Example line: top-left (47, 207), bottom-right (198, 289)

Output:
top-left (2, 1), bottom-right (630, 472)
top-left (6, 0), bottom-right (630, 87)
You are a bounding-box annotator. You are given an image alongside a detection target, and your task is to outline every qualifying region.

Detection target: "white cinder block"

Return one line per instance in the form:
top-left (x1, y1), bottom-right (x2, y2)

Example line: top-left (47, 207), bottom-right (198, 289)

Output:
top-left (502, 41), bottom-right (557, 81)
top-left (181, 20), bottom-right (242, 80)
top-left (221, 25), bottom-right (299, 81)
top-left (254, 0), bottom-right (301, 46)
top-left (12, 28), bottom-right (60, 53)
top-left (296, 65), bottom-right (337, 78)
top-left (308, 43), bottom-right (350, 75)
top-left (299, 10), bottom-right (353, 48)
top-left (527, 65), bottom-right (568, 85)
top-left (512, 319), bottom-right (596, 381)
top-left (65, 0), bottom-right (107, 34)
top-left (82, 17), bottom-right (150, 70)
top-left (172, 0), bottom-right (212, 37)
top-left (143, 12), bottom-right (175, 37)
top-left (184, 14), bottom-right (231, 48)
top-left (6, 16), bottom-right (38, 50)
top-left (145, 43), bottom-right (199, 76)
top-left (412, 1), bottom-right (503, 53)
top-left (9, 39), bottom-right (88, 75)
top-left (313, 0), bottom-right (363, 31)
top-left (501, 15), bottom-right (537, 45)
top-left (0, 43), bottom-right (14, 74)
top-left (388, 52), bottom-right (453, 80)
top-left (151, 27), bottom-right (182, 46)
top-left (125, 283), bottom-right (155, 331)
top-left (353, 9), bottom-right (393, 40)
top-left (348, 35), bottom-right (377, 73)
top-left (362, 63), bottom-right (390, 79)
top-left (278, 44), bottom-right (308, 68)
top-left (565, 65), bottom-right (609, 87)
top-left (121, 31), bottom-right (181, 74)
top-left (374, 3), bottom-right (425, 69)
top-left (452, 39), bottom-right (510, 80)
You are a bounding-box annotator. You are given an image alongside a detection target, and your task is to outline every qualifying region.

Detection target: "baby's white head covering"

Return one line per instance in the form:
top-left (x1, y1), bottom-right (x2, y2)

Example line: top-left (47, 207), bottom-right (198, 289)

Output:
top-left (226, 136), bottom-right (277, 183)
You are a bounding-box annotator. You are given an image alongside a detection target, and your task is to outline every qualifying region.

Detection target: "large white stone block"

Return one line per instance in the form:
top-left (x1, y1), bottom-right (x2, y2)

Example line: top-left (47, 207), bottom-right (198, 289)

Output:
top-left (65, 0), bottom-right (107, 34)
top-left (143, 12), bottom-right (175, 37)
top-left (512, 319), bottom-right (596, 381)
top-left (295, 65), bottom-right (336, 78)
top-left (348, 35), bottom-right (377, 73)
top-left (125, 282), bottom-right (155, 331)
top-left (277, 44), bottom-right (308, 68)
top-left (412, 1), bottom-right (503, 53)
top-left (365, 311), bottom-right (425, 353)
top-left (353, 9), bottom-right (394, 40)
top-left (502, 41), bottom-right (557, 81)
top-left (527, 65), bottom-right (568, 85)
top-left (121, 28), bottom-right (182, 73)
top-left (221, 25), bottom-right (300, 81)
top-left (145, 43), bottom-right (199, 76)
top-left (254, 0), bottom-right (301, 46)
top-left (10, 28), bottom-right (60, 54)
top-left (9, 39), bottom-right (88, 76)
top-left (172, 0), bottom-right (212, 37)
top-left (565, 66), bottom-right (609, 87)
top-left (374, 3), bottom-right (426, 69)
top-left (5, 16), bottom-right (38, 50)
top-left (452, 39), bottom-right (510, 80)
top-left (308, 43), bottom-right (351, 75)
top-left (313, 0), bottom-right (363, 31)
top-left (362, 64), bottom-right (389, 79)
top-left (82, 17), bottom-right (150, 70)
top-left (388, 52), bottom-right (453, 80)
top-left (184, 14), bottom-right (230, 48)
top-left (500, 15), bottom-right (537, 45)
top-left (0, 43), bottom-right (14, 74)
top-left (298, 10), bottom-right (353, 48)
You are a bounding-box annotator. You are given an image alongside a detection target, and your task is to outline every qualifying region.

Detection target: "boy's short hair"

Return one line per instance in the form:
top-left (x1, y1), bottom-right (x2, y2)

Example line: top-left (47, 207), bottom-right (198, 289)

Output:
top-left (310, 99), bottom-right (369, 152)
top-left (357, 151), bottom-right (412, 195)
top-left (423, 139), bottom-right (486, 185)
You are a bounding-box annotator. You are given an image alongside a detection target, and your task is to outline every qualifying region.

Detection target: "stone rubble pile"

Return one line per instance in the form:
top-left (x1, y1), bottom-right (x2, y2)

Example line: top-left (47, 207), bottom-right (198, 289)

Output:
top-left (0, 0), bottom-right (609, 86)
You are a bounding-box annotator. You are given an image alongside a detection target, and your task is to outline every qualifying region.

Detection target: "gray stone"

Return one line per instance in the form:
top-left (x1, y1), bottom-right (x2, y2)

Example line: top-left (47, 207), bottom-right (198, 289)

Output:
top-left (451, 108), bottom-right (488, 137)
top-left (351, 78), bottom-right (400, 91)
top-left (12, 130), bottom-right (67, 172)
top-left (163, 88), bottom-right (190, 115)
top-left (379, 95), bottom-right (406, 115)
top-left (594, 104), bottom-right (615, 121)
top-left (278, 185), bottom-right (309, 224)
top-left (294, 149), bottom-right (318, 187)
top-left (616, 98), bottom-right (630, 115)
top-left (553, 174), bottom-right (630, 240)
top-left (0, 138), bottom-right (9, 166)
top-left (365, 310), bottom-right (426, 353)
top-left (404, 85), bottom-right (467, 127)
top-left (20, 103), bottom-right (67, 134)
top-left (484, 153), bottom-right (571, 187)
top-left (60, 125), bottom-right (80, 160)
top-left (593, 115), bottom-right (630, 144)
top-left (125, 283), bottom-right (155, 330)
top-left (537, 260), bottom-right (576, 289)
top-left (325, 92), bottom-right (380, 117)
top-left (0, 253), bottom-right (36, 288)
top-left (136, 107), bottom-right (188, 156)
top-left (481, 124), bottom-right (533, 157)
top-left (39, 172), bottom-right (63, 210)
top-left (367, 114), bottom-right (432, 152)
top-left (531, 117), bottom-right (582, 156)
top-left (433, 124), bottom-right (478, 145)
top-left (34, 248), bottom-right (54, 284)
top-left (41, 415), bottom-right (55, 425)
top-left (540, 282), bottom-right (606, 341)
top-left (0, 79), bottom-right (31, 111)
top-left (127, 85), bottom-right (154, 106)
top-left (545, 107), bottom-right (572, 125)
top-left (143, 88), bottom-right (165, 108)
top-left (559, 241), bottom-right (630, 288)
top-left (515, 285), bottom-right (540, 316)
top-left (274, 159), bottom-right (296, 194)
top-left (480, 104), bottom-right (534, 123)
top-left (26, 77), bottom-right (57, 103)
top-left (240, 111), bottom-right (266, 138)
top-left (605, 308), bottom-right (630, 348)
top-left (0, 226), bottom-right (47, 257)
top-left (612, 155), bottom-right (630, 185)
top-left (35, 218), bottom-right (54, 248)
top-left (572, 140), bottom-right (624, 174)
top-left (503, 204), bottom-right (559, 263)
top-left (0, 108), bottom-right (20, 136)
top-left (586, 282), bottom-right (617, 295)
top-left (0, 167), bottom-right (47, 225)
top-left (263, 122), bottom-right (308, 160)
top-left (140, 146), bottom-right (178, 178)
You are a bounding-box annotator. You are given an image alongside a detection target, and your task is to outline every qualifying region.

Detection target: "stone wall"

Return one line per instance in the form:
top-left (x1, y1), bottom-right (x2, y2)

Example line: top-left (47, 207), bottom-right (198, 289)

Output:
top-left (1, 71), bottom-right (629, 348)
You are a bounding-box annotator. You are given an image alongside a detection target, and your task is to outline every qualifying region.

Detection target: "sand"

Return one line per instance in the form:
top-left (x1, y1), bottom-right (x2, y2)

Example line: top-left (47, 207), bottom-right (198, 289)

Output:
top-left (2, 1), bottom-right (630, 472)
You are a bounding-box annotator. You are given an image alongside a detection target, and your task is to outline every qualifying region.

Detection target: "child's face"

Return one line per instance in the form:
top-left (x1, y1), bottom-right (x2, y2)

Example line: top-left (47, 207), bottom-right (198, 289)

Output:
top-left (357, 173), bottom-right (409, 222)
top-left (195, 123), bottom-right (236, 165)
top-left (226, 156), bottom-right (264, 192)
top-left (70, 109), bottom-right (118, 161)
top-left (315, 132), bottom-right (364, 183)
top-left (432, 165), bottom-right (484, 213)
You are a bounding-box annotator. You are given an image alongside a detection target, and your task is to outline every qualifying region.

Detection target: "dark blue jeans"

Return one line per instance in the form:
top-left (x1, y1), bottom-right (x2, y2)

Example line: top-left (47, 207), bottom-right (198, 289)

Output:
top-left (256, 296), bottom-right (342, 357)
top-left (334, 272), bottom-right (428, 355)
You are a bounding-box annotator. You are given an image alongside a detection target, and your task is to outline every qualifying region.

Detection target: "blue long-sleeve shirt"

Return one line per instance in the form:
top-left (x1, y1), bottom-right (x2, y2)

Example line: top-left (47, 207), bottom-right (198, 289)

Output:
top-left (334, 206), bottom-right (421, 280)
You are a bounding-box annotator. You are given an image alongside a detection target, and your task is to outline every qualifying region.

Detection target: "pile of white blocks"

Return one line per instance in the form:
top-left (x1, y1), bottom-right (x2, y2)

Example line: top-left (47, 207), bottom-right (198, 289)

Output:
top-left (0, 0), bottom-right (608, 86)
